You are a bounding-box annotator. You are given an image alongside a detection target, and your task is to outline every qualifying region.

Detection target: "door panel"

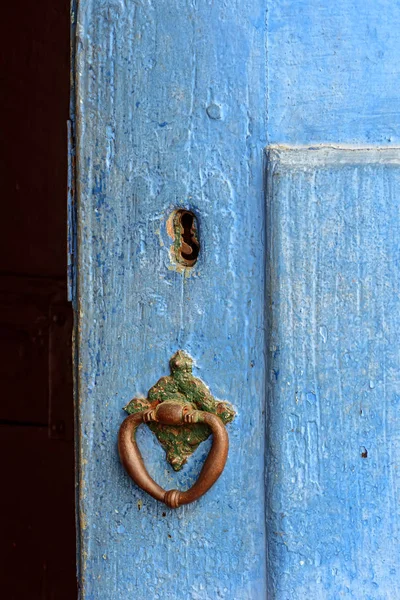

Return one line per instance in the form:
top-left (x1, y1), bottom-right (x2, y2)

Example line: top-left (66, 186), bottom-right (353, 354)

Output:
top-left (267, 1), bottom-right (400, 144)
top-left (74, 1), bottom-right (267, 598)
top-left (266, 147), bottom-right (400, 598)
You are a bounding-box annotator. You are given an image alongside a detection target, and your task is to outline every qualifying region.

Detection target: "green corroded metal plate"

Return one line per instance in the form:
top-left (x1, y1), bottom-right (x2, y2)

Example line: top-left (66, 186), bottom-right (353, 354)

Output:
top-left (124, 351), bottom-right (235, 471)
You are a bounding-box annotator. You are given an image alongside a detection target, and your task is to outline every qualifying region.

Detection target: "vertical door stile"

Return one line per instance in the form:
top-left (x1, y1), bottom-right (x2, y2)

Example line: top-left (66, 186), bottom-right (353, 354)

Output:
top-left (74, 1), bottom-right (268, 598)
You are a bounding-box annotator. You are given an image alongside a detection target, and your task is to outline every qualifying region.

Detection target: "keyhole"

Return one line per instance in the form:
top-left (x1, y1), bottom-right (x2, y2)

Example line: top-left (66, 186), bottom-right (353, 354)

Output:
top-left (172, 210), bottom-right (200, 267)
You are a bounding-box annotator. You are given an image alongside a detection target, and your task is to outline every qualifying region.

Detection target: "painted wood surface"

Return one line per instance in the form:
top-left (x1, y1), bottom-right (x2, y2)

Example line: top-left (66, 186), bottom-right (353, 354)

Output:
top-left (266, 4), bottom-right (400, 594)
top-left (267, 0), bottom-right (400, 145)
top-left (74, 0), bottom-right (400, 597)
top-left (74, 1), bottom-right (267, 598)
top-left (266, 146), bottom-right (400, 599)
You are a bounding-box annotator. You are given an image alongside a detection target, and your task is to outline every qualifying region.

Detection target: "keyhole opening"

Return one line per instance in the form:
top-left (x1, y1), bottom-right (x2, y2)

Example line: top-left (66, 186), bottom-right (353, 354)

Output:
top-left (173, 209), bottom-right (200, 267)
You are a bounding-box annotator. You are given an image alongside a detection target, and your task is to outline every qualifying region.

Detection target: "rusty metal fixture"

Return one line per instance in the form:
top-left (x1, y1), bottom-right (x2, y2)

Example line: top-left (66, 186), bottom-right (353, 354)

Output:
top-left (118, 351), bottom-right (235, 507)
top-left (122, 351), bottom-right (235, 470)
top-left (119, 401), bottom-right (229, 508)
top-left (168, 209), bottom-right (200, 267)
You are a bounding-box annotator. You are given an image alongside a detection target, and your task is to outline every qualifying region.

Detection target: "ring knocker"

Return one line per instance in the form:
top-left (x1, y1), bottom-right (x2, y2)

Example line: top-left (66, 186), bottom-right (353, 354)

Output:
top-left (118, 351), bottom-right (235, 508)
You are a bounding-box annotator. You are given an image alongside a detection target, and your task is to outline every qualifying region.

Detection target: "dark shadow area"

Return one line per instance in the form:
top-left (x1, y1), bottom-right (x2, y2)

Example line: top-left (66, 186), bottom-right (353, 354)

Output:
top-left (0, 1), bottom-right (76, 597)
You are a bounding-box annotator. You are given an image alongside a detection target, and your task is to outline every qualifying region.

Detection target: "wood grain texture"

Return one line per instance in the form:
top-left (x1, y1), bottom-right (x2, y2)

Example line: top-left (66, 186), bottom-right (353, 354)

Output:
top-left (266, 146), bottom-right (400, 599)
top-left (74, 1), bottom-right (267, 598)
top-left (267, 0), bottom-right (400, 145)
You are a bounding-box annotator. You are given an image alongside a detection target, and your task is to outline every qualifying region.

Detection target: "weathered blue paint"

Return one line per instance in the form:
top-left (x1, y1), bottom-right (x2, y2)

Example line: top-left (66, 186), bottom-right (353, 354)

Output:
top-left (266, 146), bottom-right (400, 599)
top-left (74, 1), bottom-right (267, 598)
top-left (265, 3), bottom-right (400, 596)
top-left (74, 0), bottom-right (400, 597)
top-left (267, 0), bottom-right (400, 145)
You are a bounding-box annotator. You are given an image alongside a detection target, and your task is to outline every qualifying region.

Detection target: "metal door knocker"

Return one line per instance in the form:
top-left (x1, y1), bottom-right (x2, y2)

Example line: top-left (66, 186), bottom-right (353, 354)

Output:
top-left (118, 351), bottom-right (235, 508)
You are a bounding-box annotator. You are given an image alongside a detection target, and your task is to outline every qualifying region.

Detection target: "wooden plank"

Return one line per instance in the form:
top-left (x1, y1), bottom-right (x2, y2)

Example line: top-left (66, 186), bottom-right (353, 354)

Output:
top-left (0, 1), bottom-right (69, 277)
top-left (0, 276), bottom-right (75, 597)
top-left (74, 1), bottom-right (267, 598)
top-left (266, 146), bottom-right (400, 598)
top-left (0, 276), bottom-right (67, 424)
top-left (0, 426), bottom-right (76, 599)
top-left (49, 302), bottom-right (74, 440)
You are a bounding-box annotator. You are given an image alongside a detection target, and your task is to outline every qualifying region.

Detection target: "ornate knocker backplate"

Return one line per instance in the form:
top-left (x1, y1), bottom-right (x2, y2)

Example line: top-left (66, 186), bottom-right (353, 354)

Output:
top-left (118, 351), bottom-right (235, 507)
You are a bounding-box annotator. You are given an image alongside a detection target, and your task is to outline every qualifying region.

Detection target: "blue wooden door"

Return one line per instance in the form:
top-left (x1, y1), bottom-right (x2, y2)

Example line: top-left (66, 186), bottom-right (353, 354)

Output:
top-left (72, 1), bottom-right (400, 598)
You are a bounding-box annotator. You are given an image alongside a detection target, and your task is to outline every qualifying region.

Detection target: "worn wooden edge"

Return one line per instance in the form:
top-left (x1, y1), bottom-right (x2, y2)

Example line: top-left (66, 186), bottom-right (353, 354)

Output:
top-left (265, 144), bottom-right (400, 167)
top-left (69, 0), bottom-right (83, 593)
